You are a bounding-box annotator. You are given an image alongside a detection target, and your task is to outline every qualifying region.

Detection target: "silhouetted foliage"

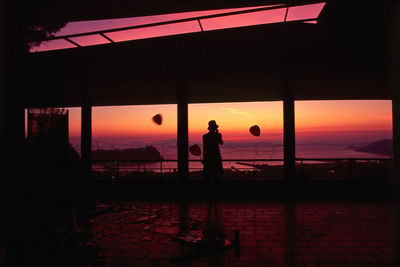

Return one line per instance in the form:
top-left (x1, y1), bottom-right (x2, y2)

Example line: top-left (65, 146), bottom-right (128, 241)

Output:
top-left (8, 1), bottom-right (68, 52)
top-left (25, 22), bottom-right (67, 51)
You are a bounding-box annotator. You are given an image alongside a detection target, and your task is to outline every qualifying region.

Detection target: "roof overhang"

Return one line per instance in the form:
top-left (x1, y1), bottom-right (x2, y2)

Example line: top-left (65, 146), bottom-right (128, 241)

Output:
top-left (20, 1), bottom-right (399, 107)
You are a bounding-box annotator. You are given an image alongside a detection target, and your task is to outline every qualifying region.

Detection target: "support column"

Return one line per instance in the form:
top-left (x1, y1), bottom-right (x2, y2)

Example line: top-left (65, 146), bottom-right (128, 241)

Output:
top-left (177, 100), bottom-right (189, 182)
top-left (81, 104), bottom-right (92, 183)
top-left (284, 96), bottom-right (295, 181)
top-left (0, 2), bottom-right (5, 263)
top-left (393, 97), bottom-right (400, 183)
top-left (392, 6), bottom-right (400, 264)
top-left (394, 97), bottom-right (400, 267)
top-left (5, 5), bottom-right (30, 265)
top-left (391, 5), bottom-right (400, 203)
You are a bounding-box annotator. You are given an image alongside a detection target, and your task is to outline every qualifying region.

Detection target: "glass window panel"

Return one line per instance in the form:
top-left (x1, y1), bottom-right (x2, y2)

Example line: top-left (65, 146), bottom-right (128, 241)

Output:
top-left (189, 101), bottom-right (284, 181)
top-left (295, 100), bottom-right (392, 158)
top-left (92, 105), bottom-right (177, 180)
top-left (295, 100), bottom-right (392, 180)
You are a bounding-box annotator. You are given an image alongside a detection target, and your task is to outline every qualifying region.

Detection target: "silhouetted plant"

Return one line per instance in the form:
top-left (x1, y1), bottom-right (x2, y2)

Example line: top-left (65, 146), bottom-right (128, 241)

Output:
top-left (28, 108), bottom-right (69, 145)
top-left (28, 108), bottom-right (67, 115)
top-left (8, 1), bottom-right (68, 52)
top-left (26, 22), bottom-right (67, 51)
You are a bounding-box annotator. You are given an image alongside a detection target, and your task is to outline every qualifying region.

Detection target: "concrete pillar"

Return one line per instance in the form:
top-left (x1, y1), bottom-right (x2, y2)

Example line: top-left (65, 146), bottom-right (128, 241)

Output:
top-left (392, 5), bottom-right (400, 264)
top-left (81, 104), bottom-right (92, 182)
top-left (177, 100), bottom-right (189, 182)
top-left (4, 4), bottom-right (29, 265)
top-left (393, 97), bottom-right (400, 181)
top-left (0, 1), bottom-right (5, 263)
top-left (391, 4), bottom-right (400, 201)
top-left (284, 96), bottom-right (295, 181)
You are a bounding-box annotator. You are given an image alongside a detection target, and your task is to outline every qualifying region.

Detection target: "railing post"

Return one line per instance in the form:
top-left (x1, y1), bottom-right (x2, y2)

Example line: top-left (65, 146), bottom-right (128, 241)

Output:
top-left (300, 159), bottom-right (304, 176)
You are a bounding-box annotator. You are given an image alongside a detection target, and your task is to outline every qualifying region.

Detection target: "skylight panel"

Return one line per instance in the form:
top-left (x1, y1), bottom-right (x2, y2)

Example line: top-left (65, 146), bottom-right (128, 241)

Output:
top-left (29, 3), bottom-right (325, 53)
top-left (55, 5), bottom-right (278, 37)
top-left (200, 8), bottom-right (286, 31)
top-left (69, 34), bottom-right (111, 46)
top-left (286, 3), bottom-right (325, 21)
top-left (104, 21), bottom-right (201, 42)
top-left (303, 20), bottom-right (318, 24)
top-left (30, 39), bottom-right (77, 52)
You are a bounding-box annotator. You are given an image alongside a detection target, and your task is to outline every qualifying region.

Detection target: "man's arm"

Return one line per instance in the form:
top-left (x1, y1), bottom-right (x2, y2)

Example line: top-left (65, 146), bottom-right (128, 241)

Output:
top-left (218, 133), bottom-right (224, 145)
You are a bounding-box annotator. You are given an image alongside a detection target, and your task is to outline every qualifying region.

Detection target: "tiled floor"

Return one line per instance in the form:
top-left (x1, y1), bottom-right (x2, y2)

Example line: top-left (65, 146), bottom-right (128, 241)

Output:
top-left (90, 200), bottom-right (400, 266)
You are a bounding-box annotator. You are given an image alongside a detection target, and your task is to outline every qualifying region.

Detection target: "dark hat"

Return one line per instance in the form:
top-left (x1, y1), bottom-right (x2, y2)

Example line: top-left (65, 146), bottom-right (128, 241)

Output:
top-left (208, 120), bottom-right (219, 130)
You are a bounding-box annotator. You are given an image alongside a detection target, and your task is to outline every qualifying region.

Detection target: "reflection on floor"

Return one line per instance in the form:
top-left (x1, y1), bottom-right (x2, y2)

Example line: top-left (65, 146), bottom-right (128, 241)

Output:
top-left (90, 200), bottom-right (399, 266)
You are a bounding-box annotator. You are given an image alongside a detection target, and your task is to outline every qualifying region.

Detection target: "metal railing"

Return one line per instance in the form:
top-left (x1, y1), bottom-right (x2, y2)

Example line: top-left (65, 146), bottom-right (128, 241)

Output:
top-left (295, 158), bottom-right (393, 179)
top-left (92, 157), bottom-right (393, 178)
top-left (92, 158), bottom-right (284, 174)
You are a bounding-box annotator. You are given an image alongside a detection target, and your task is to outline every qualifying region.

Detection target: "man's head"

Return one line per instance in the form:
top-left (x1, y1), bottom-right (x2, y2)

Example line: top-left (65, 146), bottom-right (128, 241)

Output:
top-left (208, 120), bottom-right (219, 131)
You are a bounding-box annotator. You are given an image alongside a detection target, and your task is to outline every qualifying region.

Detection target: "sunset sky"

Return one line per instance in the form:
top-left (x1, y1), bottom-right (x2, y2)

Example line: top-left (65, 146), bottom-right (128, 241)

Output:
top-left (295, 100), bottom-right (392, 132)
top-left (295, 100), bottom-right (392, 144)
top-left (58, 100), bottom-right (393, 147)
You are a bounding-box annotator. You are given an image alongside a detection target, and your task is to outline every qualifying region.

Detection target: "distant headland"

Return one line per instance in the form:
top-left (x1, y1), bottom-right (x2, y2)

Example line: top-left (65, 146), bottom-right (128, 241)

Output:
top-left (92, 145), bottom-right (163, 161)
top-left (354, 139), bottom-right (393, 156)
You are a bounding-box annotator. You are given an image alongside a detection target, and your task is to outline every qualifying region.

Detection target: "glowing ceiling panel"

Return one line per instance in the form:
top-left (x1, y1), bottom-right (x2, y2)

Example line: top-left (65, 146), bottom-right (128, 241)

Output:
top-left (105, 20), bottom-right (201, 42)
top-left (31, 39), bottom-right (77, 52)
top-left (303, 20), bottom-right (318, 24)
top-left (200, 8), bottom-right (287, 31)
top-left (55, 5), bottom-right (278, 36)
top-left (286, 3), bottom-right (325, 21)
top-left (69, 34), bottom-right (111, 46)
top-left (30, 2), bottom-right (325, 53)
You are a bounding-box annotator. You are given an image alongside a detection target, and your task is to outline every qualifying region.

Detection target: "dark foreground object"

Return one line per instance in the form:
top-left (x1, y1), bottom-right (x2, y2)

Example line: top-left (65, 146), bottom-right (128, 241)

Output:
top-left (95, 178), bottom-right (392, 201)
top-left (7, 173), bottom-right (398, 266)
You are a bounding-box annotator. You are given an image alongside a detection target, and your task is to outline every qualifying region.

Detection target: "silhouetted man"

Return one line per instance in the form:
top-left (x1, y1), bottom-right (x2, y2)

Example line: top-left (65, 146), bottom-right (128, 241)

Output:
top-left (203, 120), bottom-right (224, 183)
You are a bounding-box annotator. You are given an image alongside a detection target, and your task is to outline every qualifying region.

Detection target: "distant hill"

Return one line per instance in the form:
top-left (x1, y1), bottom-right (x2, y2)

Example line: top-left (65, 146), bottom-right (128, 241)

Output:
top-left (355, 139), bottom-right (393, 156)
top-left (92, 145), bottom-right (163, 161)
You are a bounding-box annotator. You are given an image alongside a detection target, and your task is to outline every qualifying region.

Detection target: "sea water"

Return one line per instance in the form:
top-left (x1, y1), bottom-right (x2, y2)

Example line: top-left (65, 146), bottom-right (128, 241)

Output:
top-left (88, 141), bottom-right (391, 173)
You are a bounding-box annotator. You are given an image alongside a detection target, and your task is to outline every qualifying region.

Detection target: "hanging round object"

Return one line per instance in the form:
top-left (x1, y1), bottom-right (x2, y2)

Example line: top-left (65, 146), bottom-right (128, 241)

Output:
top-left (189, 144), bottom-right (201, 156)
top-left (250, 125), bottom-right (261, 136)
top-left (152, 114), bottom-right (162, 125)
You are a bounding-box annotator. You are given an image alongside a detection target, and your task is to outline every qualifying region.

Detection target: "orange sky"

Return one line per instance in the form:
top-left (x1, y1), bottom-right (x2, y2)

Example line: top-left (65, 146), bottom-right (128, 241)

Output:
top-left (63, 100), bottom-right (392, 142)
top-left (92, 105), bottom-right (177, 140)
top-left (295, 100), bottom-right (392, 132)
top-left (85, 102), bottom-right (283, 142)
top-left (188, 102), bottom-right (283, 142)
top-left (29, 100), bottom-right (391, 145)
